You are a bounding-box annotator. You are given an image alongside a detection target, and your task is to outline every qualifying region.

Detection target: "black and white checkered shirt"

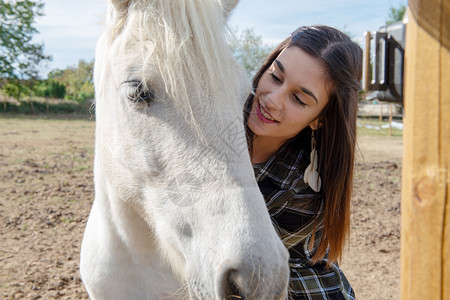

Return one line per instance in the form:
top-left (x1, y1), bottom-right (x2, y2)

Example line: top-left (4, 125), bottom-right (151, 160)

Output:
top-left (253, 140), bottom-right (355, 300)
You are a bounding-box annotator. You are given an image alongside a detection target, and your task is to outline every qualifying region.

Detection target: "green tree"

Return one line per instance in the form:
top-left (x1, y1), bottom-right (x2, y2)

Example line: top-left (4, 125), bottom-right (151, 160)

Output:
top-left (0, 0), bottom-right (51, 80)
top-left (228, 28), bottom-right (272, 78)
top-left (49, 80), bottom-right (66, 99)
top-left (387, 3), bottom-right (406, 24)
top-left (2, 81), bottom-right (30, 98)
top-left (3, 82), bottom-right (19, 98)
top-left (47, 68), bottom-right (64, 80)
top-left (33, 79), bottom-right (66, 98)
top-left (51, 60), bottom-right (94, 102)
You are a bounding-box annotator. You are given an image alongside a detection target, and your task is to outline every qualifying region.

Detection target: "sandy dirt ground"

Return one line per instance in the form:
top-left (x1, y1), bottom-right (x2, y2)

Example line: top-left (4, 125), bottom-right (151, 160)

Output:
top-left (341, 134), bottom-right (402, 299)
top-left (0, 116), bottom-right (402, 299)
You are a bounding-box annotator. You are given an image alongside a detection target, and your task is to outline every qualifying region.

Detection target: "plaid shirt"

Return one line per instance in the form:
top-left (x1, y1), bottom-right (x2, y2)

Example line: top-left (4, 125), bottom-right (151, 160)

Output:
top-left (253, 140), bottom-right (355, 300)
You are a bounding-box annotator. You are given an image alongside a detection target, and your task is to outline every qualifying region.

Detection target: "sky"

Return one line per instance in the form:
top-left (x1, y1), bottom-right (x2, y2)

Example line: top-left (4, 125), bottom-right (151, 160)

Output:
top-left (34, 0), bottom-right (405, 77)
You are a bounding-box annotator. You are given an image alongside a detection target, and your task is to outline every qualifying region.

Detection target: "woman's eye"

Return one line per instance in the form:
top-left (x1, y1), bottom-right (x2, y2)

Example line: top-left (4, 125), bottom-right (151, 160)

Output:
top-left (293, 94), bottom-right (307, 107)
top-left (270, 73), bottom-right (282, 83)
top-left (123, 80), bottom-right (154, 105)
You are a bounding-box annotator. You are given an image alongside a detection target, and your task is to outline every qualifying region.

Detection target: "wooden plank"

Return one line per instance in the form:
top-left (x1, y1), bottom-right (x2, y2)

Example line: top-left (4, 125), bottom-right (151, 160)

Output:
top-left (441, 0), bottom-right (450, 296)
top-left (401, 0), bottom-right (449, 298)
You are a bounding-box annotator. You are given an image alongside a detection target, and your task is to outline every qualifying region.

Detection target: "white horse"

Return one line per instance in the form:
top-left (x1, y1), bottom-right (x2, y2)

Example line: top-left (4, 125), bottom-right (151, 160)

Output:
top-left (80, 0), bottom-right (289, 299)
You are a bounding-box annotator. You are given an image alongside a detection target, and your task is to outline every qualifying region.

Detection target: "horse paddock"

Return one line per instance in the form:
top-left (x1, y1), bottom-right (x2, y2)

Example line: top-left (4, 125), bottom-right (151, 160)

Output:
top-left (0, 115), bottom-right (402, 299)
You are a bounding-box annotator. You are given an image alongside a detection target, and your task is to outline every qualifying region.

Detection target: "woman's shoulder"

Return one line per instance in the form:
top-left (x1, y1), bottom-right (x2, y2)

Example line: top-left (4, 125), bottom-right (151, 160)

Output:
top-left (254, 140), bottom-right (310, 192)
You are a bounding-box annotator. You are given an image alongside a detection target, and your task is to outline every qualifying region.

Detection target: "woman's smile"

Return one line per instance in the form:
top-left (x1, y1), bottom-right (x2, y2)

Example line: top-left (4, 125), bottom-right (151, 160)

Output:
top-left (256, 100), bottom-right (278, 124)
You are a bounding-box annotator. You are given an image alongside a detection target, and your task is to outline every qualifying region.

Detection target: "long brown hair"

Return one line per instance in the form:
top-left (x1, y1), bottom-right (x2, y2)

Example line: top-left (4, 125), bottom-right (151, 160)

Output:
top-left (244, 25), bottom-right (362, 264)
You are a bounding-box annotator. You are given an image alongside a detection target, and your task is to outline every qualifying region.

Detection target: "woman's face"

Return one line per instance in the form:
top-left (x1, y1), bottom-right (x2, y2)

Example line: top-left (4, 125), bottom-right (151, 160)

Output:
top-left (248, 46), bottom-right (330, 145)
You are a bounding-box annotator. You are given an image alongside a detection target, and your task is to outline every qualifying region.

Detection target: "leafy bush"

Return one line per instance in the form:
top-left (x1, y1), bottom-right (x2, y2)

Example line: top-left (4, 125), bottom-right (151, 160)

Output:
top-left (3, 83), bottom-right (19, 98)
top-left (33, 80), bottom-right (66, 98)
top-left (2, 99), bottom-right (91, 115)
top-left (1, 82), bottom-right (32, 100)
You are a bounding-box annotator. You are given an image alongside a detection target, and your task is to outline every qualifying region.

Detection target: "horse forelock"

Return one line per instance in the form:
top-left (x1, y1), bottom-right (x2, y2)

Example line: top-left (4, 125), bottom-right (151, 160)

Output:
top-left (107, 0), bottom-right (240, 131)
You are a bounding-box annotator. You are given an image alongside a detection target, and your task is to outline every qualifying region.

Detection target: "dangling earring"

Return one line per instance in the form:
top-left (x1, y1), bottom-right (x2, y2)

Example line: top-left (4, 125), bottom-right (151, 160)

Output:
top-left (303, 130), bottom-right (321, 192)
top-left (250, 89), bottom-right (256, 96)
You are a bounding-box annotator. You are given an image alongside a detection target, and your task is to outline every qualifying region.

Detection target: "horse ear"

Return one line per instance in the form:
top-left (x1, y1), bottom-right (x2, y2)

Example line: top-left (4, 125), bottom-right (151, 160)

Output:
top-left (222, 0), bottom-right (239, 18)
top-left (109, 0), bottom-right (130, 15)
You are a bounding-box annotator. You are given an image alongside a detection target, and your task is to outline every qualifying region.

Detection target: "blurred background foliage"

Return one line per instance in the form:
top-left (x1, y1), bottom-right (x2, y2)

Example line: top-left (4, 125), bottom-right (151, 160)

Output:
top-left (0, 0), bottom-right (406, 115)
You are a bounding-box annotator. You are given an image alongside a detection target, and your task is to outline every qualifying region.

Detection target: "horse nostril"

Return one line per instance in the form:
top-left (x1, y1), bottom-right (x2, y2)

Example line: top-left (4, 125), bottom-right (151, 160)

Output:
top-left (226, 279), bottom-right (247, 300)
top-left (219, 269), bottom-right (247, 300)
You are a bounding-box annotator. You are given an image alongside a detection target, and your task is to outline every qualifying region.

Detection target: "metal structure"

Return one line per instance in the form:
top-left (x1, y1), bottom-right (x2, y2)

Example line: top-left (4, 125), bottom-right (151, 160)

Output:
top-left (363, 21), bottom-right (406, 104)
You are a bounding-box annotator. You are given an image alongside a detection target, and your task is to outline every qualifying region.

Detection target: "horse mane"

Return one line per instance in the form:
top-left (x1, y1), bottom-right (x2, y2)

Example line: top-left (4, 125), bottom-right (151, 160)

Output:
top-left (122, 0), bottom-right (239, 131)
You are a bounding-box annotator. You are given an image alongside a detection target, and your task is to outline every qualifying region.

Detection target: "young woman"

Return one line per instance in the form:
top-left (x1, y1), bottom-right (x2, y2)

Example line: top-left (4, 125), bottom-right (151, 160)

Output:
top-left (244, 25), bottom-right (362, 299)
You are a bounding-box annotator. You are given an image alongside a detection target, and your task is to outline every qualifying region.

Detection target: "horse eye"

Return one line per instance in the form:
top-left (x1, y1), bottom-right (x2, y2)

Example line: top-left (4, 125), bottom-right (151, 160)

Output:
top-left (123, 80), bottom-right (155, 105)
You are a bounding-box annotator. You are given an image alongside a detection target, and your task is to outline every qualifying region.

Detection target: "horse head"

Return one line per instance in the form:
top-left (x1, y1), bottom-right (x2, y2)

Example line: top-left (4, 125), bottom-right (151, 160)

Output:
top-left (80, 0), bottom-right (289, 299)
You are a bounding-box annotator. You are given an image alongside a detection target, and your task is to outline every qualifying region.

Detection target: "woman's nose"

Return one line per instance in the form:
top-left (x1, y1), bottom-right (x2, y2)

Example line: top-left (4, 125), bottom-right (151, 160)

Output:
top-left (265, 89), bottom-right (284, 111)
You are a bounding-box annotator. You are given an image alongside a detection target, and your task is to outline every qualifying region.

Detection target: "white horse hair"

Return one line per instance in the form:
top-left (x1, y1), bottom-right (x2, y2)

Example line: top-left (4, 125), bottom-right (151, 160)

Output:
top-left (80, 0), bottom-right (289, 299)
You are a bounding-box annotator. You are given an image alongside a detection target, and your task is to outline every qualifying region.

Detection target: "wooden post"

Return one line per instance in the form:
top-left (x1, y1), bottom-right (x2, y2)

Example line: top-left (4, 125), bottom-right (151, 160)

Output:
top-left (379, 102), bottom-right (383, 123)
top-left (388, 103), bottom-right (392, 136)
top-left (401, 0), bottom-right (449, 299)
top-left (363, 31), bottom-right (371, 91)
